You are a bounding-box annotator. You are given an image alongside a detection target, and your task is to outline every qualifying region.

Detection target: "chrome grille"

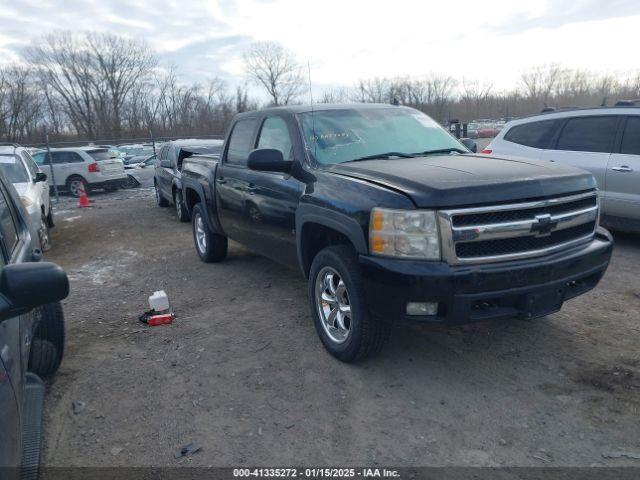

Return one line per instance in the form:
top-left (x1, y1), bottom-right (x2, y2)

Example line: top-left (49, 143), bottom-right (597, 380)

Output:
top-left (438, 191), bottom-right (598, 264)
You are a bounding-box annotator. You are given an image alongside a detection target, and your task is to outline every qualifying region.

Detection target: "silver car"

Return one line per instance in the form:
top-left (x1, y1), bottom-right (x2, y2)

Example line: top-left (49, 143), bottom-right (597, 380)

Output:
top-left (484, 105), bottom-right (640, 232)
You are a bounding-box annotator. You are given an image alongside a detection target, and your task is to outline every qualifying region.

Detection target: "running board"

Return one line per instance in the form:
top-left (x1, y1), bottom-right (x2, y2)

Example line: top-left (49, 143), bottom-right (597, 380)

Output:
top-left (20, 373), bottom-right (45, 480)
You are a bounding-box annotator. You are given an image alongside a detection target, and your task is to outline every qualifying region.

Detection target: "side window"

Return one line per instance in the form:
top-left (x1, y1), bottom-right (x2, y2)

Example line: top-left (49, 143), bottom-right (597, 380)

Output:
top-left (503, 120), bottom-right (559, 149)
top-left (620, 117), bottom-right (640, 155)
top-left (257, 117), bottom-right (293, 159)
top-left (226, 119), bottom-right (258, 166)
top-left (556, 116), bottom-right (619, 153)
top-left (22, 153), bottom-right (39, 178)
top-left (50, 152), bottom-right (83, 164)
top-left (32, 152), bottom-right (46, 165)
top-left (0, 187), bottom-right (18, 258)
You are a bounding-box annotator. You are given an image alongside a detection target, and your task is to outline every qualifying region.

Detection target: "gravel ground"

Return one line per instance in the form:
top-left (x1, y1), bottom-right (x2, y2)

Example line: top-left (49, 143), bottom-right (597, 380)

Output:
top-left (40, 188), bottom-right (640, 467)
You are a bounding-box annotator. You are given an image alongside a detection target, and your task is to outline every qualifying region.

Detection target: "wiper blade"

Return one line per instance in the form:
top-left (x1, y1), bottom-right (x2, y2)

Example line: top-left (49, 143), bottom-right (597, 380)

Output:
top-left (345, 152), bottom-right (415, 163)
top-left (413, 148), bottom-right (466, 156)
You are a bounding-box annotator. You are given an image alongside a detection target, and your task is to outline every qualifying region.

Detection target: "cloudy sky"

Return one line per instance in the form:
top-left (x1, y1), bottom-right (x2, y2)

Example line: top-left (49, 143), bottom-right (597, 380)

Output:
top-left (1, 0), bottom-right (639, 96)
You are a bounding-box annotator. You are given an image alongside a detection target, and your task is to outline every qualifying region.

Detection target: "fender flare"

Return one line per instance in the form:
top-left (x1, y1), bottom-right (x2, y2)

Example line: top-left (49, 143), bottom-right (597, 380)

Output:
top-left (295, 203), bottom-right (368, 277)
top-left (181, 178), bottom-right (224, 235)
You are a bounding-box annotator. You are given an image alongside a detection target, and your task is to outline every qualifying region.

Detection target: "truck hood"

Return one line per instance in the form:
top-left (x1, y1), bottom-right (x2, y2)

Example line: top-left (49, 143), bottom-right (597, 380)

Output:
top-left (326, 154), bottom-right (596, 208)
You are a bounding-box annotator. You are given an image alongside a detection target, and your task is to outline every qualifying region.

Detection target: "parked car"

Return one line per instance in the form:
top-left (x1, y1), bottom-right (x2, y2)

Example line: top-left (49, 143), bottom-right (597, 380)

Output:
top-left (154, 139), bottom-right (224, 222)
top-left (0, 145), bottom-right (54, 251)
top-left (31, 147), bottom-right (127, 197)
top-left (123, 154), bottom-right (156, 188)
top-left (117, 144), bottom-right (154, 162)
top-left (180, 103), bottom-right (612, 362)
top-left (0, 167), bottom-right (69, 474)
top-left (477, 122), bottom-right (497, 138)
top-left (483, 106), bottom-right (640, 232)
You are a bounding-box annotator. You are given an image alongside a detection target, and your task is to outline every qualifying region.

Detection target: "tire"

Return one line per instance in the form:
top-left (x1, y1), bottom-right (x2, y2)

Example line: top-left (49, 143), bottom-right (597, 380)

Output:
top-left (66, 176), bottom-right (87, 198)
top-left (192, 203), bottom-right (227, 262)
top-left (39, 213), bottom-right (52, 252)
top-left (46, 207), bottom-right (55, 228)
top-left (28, 301), bottom-right (65, 378)
top-left (308, 245), bottom-right (391, 362)
top-left (155, 181), bottom-right (169, 207)
top-left (174, 190), bottom-right (190, 222)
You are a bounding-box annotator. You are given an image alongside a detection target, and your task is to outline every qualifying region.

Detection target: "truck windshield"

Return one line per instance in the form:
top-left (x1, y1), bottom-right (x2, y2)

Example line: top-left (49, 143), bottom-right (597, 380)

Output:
top-left (298, 107), bottom-right (466, 165)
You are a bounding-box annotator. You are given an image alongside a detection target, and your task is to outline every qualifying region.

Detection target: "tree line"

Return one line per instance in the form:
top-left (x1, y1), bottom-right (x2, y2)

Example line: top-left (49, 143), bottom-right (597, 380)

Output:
top-left (1, 31), bottom-right (639, 145)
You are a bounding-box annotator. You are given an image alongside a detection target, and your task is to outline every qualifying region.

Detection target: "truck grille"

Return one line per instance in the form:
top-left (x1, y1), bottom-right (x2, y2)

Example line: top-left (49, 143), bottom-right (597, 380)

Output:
top-left (438, 191), bottom-right (598, 264)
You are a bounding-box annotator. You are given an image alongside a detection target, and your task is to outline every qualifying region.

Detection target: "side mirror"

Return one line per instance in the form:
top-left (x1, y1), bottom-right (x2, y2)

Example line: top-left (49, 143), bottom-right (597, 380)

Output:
top-left (0, 262), bottom-right (69, 322)
top-left (160, 159), bottom-right (172, 168)
top-left (460, 138), bottom-right (477, 153)
top-left (35, 172), bottom-right (47, 183)
top-left (247, 149), bottom-right (292, 173)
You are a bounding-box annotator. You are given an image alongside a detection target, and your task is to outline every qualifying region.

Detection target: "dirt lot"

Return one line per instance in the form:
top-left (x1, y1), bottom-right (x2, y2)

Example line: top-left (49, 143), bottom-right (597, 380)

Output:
top-left (41, 188), bottom-right (639, 467)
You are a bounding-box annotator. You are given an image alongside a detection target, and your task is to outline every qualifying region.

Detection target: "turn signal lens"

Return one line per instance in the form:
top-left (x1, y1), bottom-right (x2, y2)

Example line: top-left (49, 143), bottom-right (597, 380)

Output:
top-left (369, 208), bottom-right (440, 260)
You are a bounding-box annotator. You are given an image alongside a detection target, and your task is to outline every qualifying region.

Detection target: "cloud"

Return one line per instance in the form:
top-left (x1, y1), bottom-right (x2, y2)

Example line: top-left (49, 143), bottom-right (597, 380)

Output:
top-left (1, 0), bottom-right (639, 97)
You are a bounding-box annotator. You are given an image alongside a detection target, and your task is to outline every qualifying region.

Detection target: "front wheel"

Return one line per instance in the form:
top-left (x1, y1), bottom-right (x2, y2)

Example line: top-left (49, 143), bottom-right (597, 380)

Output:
top-left (308, 245), bottom-right (391, 362)
top-left (28, 302), bottom-right (65, 378)
top-left (192, 203), bottom-right (227, 262)
top-left (39, 213), bottom-right (52, 252)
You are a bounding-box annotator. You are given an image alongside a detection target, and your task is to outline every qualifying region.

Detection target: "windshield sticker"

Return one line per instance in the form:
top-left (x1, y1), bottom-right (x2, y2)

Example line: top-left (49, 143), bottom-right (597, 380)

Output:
top-left (0, 155), bottom-right (17, 164)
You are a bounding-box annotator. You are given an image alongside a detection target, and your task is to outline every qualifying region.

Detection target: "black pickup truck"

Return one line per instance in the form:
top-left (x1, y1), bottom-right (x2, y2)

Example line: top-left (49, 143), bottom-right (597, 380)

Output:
top-left (180, 104), bottom-right (613, 362)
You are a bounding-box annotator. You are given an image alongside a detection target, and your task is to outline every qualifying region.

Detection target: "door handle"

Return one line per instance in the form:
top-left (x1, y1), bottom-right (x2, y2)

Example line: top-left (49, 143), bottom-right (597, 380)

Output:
top-left (216, 178), bottom-right (227, 185)
top-left (611, 166), bottom-right (633, 172)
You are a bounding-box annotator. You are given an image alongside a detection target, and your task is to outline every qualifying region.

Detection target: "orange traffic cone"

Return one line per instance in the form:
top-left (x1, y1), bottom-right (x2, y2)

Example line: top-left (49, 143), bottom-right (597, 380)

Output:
top-left (77, 184), bottom-right (91, 208)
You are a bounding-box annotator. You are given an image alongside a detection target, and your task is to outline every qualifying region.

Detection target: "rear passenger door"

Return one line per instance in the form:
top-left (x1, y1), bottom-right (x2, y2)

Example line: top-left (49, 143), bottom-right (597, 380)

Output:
top-left (541, 115), bottom-right (620, 193)
top-left (50, 151), bottom-right (85, 187)
top-left (606, 116), bottom-right (640, 223)
top-left (159, 145), bottom-right (176, 198)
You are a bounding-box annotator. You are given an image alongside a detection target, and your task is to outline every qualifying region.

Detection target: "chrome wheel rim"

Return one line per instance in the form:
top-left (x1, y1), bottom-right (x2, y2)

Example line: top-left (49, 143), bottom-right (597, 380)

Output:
top-left (69, 180), bottom-right (82, 196)
top-left (315, 267), bottom-right (351, 344)
top-left (194, 213), bottom-right (207, 253)
top-left (39, 217), bottom-right (51, 251)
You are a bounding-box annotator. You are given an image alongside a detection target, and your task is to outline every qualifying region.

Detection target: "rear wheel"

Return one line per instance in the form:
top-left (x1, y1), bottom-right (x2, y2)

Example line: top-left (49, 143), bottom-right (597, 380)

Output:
top-left (309, 245), bottom-right (391, 362)
top-left (155, 181), bottom-right (169, 207)
top-left (192, 203), bottom-right (227, 262)
top-left (174, 190), bottom-right (190, 222)
top-left (66, 176), bottom-right (87, 198)
top-left (28, 302), bottom-right (65, 378)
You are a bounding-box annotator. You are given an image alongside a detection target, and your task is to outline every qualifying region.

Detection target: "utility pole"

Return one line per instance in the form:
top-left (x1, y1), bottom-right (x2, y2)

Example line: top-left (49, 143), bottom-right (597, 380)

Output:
top-left (44, 127), bottom-right (60, 203)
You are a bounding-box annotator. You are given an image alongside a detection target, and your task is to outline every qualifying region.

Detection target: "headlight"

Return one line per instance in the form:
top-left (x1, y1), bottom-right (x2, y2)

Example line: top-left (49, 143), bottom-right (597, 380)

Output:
top-left (20, 196), bottom-right (34, 209)
top-left (369, 208), bottom-right (440, 260)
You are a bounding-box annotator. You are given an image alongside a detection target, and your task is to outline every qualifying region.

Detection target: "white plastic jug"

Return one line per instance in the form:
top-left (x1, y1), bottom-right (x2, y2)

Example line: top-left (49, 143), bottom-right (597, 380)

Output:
top-left (148, 290), bottom-right (170, 312)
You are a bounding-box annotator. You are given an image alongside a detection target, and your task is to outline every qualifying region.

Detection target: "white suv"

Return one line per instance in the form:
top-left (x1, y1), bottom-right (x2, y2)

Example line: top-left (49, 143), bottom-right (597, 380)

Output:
top-left (0, 145), bottom-right (54, 250)
top-left (32, 147), bottom-right (126, 197)
top-left (484, 106), bottom-right (640, 232)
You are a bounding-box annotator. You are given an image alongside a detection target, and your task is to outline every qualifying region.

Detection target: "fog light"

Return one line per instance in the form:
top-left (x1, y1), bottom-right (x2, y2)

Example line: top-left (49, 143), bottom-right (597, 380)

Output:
top-left (406, 302), bottom-right (438, 316)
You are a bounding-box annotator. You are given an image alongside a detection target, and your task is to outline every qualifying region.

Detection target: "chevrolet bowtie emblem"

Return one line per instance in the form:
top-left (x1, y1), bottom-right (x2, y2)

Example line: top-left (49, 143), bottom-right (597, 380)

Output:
top-left (530, 213), bottom-right (558, 237)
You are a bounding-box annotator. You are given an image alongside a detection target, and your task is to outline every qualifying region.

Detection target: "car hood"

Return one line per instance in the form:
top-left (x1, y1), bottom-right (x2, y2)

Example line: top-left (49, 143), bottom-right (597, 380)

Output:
top-left (326, 154), bottom-right (596, 208)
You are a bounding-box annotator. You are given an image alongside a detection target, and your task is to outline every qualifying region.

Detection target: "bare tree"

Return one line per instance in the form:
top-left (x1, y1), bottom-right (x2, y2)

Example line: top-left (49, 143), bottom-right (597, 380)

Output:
top-left (243, 42), bottom-right (304, 106)
top-left (461, 79), bottom-right (493, 119)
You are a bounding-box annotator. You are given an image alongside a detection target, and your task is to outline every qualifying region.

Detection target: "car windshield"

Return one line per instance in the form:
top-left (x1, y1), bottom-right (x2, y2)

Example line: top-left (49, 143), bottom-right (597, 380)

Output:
top-left (297, 107), bottom-right (465, 165)
top-left (86, 149), bottom-right (112, 161)
top-left (0, 154), bottom-right (30, 183)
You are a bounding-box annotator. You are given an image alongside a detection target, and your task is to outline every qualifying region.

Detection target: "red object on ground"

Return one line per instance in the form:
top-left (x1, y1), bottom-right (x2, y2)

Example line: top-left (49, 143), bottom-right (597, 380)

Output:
top-left (147, 312), bottom-right (175, 327)
top-left (77, 184), bottom-right (91, 208)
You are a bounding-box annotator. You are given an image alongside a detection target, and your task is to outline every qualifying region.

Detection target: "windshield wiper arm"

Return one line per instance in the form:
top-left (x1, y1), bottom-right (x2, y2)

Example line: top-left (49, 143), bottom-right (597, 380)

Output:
top-left (345, 152), bottom-right (415, 163)
top-left (413, 148), bottom-right (466, 156)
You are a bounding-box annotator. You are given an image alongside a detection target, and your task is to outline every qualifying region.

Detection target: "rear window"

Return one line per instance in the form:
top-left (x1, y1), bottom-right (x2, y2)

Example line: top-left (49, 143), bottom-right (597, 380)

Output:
top-left (620, 116), bottom-right (640, 155)
top-left (226, 119), bottom-right (258, 166)
top-left (86, 149), bottom-right (113, 161)
top-left (504, 120), bottom-right (559, 149)
top-left (556, 116), bottom-right (619, 153)
top-left (0, 154), bottom-right (30, 183)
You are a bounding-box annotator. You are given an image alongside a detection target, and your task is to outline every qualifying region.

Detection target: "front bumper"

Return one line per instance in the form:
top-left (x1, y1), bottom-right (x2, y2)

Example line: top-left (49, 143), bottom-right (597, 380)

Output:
top-left (359, 228), bottom-right (613, 324)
